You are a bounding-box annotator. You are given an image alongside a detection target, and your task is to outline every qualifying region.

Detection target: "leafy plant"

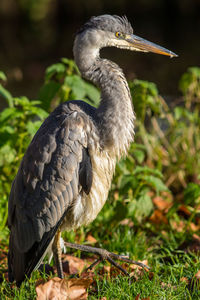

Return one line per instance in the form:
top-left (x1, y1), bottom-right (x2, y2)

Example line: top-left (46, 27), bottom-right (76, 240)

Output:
top-left (184, 183), bottom-right (200, 205)
top-left (129, 79), bottom-right (162, 122)
top-left (111, 142), bottom-right (168, 224)
top-left (179, 66), bottom-right (200, 109)
top-left (39, 58), bottom-right (100, 111)
top-left (0, 76), bottom-right (48, 235)
top-left (128, 67), bottom-right (200, 192)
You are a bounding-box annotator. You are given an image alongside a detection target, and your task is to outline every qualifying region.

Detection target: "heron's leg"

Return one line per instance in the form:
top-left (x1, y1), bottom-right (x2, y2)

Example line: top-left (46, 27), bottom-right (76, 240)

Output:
top-left (52, 229), bottom-right (64, 279)
top-left (64, 242), bottom-right (149, 275)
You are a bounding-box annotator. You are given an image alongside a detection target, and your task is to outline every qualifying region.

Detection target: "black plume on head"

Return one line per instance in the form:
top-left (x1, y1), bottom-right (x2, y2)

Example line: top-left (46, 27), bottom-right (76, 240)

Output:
top-left (78, 15), bottom-right (133, 35)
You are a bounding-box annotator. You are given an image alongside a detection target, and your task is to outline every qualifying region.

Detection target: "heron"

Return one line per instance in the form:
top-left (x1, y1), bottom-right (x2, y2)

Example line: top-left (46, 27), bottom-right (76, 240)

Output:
top-left (8, 15), bottom-right (177, 286)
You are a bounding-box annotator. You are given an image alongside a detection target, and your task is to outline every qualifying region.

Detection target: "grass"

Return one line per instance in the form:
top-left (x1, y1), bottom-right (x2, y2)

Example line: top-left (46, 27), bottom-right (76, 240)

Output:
top-left (1, 201), bottom-right (200, 299)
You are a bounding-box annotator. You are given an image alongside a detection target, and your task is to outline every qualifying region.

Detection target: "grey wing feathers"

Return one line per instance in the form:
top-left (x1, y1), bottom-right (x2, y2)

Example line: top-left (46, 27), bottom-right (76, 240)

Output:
top-left (79, 147), bottom-right (93, 194)
top-left (8, 102), bottom-right (93, 285)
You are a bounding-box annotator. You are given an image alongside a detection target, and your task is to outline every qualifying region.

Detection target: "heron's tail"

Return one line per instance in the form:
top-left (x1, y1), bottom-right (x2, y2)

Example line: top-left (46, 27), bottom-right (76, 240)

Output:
top-left (8, 211), bottom-right (68, 286)
top-left (8, 230), bottom-right (51, 286)
top-left (8, 232), bottom-right (28, 286)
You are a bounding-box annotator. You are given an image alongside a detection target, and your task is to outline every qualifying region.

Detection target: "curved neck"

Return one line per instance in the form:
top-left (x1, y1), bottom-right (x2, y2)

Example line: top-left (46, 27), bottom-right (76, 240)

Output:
top-left (74, 40), bottom-right (135, 157)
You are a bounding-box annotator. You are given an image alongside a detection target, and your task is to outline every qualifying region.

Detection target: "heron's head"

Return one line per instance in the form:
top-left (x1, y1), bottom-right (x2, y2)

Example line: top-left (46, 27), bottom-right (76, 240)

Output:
top-left (74, 15), bottom-right (177, 74)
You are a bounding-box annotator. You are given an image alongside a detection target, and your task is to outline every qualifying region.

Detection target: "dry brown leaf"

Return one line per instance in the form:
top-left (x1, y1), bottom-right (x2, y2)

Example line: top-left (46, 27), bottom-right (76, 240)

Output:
top-left (171, 220), bottom-right (185, 232)
top-left (178, 205), bottom-right (191, 216)
top-left (188, 270), bottom-right (200, 290)
top-left (195, 270), bottom-right (200, 279)
top-left (180, 277), bottom-right (189, 284)
top-left (161, 230), bottom-right (168, 238)
top-left (148, 272), bottom-right (154, 280)
top-left (161, 281), bottom-right (172, 289)
top-left (86, 234), bottom-right (97, 244)
top-left (149, 210), bottom-right (168, 224)
top-left (98, 262), bottom-right (134, 279)
top-left (114, 191), bottom-right (119, 200)
top-left (161, 191), bottom-right (173, 200)
top-left (153, 196), bottom-right (172, 212)
top-left (135, 294), bottom-right (150, 300)
top-left (62, 255), bottom-right (88, 275)
top-left (130, 260), bottom-right (149, 271)
top-left (130, 260), bottom-right (149, 280)
top-left (120, 218), bottom-right (134, 227)
top-left (103, 265), bottom-right (111, 274)
top-left (193, 233), bottom-right (200, 242)
top-left (67, 278), bottom-right (92, 300)
top-left (189, 223), bottom-right (199, 232)
top-left (36, 277), bottom-right (92, 300)
top-left (187, 270), bottom-right (200, 291)
top-left (98, 265), bottom-right (118, 279)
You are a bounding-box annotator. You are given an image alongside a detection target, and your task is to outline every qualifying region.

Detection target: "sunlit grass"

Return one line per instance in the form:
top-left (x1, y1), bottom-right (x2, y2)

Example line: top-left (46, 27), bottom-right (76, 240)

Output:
top-left (1, 221), bottom-right (200, 299)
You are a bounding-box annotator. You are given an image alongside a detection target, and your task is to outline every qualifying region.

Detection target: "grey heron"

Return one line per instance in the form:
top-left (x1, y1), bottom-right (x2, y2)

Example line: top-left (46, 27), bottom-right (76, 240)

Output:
top-left (8, 15), bottom-right (177, 286)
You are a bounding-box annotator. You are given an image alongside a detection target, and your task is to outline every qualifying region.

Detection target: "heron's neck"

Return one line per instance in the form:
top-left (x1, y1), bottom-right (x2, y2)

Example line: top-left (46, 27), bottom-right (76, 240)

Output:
top-left (84, 58), bottom-right (135, 157)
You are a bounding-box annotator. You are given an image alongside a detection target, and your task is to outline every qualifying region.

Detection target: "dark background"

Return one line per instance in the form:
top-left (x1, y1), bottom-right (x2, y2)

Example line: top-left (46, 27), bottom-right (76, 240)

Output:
top-left (0, 0), bottom-right (200, 107)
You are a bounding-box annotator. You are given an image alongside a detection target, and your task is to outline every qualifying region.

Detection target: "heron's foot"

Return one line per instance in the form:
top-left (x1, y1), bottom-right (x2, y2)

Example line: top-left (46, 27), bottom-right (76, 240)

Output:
top-left (64, 242), bottom-right (149, 276)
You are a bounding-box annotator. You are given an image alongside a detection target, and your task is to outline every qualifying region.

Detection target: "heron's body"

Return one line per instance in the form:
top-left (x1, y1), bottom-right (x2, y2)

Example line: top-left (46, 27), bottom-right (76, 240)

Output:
top-left (8, 15), bottom-right (177, 286)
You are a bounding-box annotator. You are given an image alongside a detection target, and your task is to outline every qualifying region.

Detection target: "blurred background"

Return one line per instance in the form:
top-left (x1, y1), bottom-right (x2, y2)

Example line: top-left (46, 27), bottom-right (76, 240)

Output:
top-left (0, 0), bottom-right (200, 107)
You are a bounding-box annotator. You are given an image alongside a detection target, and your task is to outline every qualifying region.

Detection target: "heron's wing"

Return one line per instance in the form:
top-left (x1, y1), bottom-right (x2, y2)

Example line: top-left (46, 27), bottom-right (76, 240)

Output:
top-left (8, 102), bottom-right (93, 285)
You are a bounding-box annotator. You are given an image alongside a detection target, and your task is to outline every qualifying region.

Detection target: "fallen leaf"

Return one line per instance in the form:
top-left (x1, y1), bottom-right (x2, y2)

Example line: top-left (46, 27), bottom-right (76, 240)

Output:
top-left (188, 270), bottom-right (200, 291)
top-left (120, 218), bottom-right (134, 227)
top-left (148, 272), bottom-right (154, 280)
top-left (161, 282), bottom-right (172, 289)
top-left (80, 269), bottom-right (95, 280)
top-left (195, 270), bottom-right (200, 279)
top-left (36, 277), bottom-right (92, 300)
top-left (180, 277), bottom-right (189, 284)
top-left (98, 264), bottom-right (120, 279)
top-left (135, 294), bottom-right (150, 300)
top-left (160, 281), bottom-right (177, 291)
top-left (193, 233), bottom-right (200, 242)
top-left (66, 278), bottom-right (92, 300)
top-left (62, 255), bottom-right (88, 275)
top-left (189, 223), bottom-right (199, 232)
top-left (161, 230), bottom-right (168, 238)
top-left (130, 260), bottom-right (149, 280)
top-left (114, 191), bottom-right (119, 200)
top-left (86, 234), bottom-right (97, 244)
top-left (130, 260), bottom-right (149, 271)
top-left (153, 196), bottom-right (172, 212)
top-left (178, 205), bottom-right (191, 216)
top-left (171, 220), bottom-right (185, 232)
top-left (103, 265), bottom-right (111, 274)
top-left (149, 210), bottom-right (168, 224)
top-left (161, 191), bottom-right (173, 200)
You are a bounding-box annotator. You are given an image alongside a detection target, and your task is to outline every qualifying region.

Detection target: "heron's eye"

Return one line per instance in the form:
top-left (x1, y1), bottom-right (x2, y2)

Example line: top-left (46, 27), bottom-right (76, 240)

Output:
top-left (115, 32), bottom-right (122, 38)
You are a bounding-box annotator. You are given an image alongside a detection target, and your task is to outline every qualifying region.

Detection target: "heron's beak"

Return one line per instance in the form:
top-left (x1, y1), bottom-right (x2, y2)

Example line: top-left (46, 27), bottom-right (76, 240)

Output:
top-left (126, 34), bottom-right (178, 58)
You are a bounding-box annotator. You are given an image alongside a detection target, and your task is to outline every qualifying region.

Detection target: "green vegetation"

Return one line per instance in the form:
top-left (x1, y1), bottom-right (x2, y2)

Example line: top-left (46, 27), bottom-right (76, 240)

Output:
top-left (0, 61), bottom-right (200, 299)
